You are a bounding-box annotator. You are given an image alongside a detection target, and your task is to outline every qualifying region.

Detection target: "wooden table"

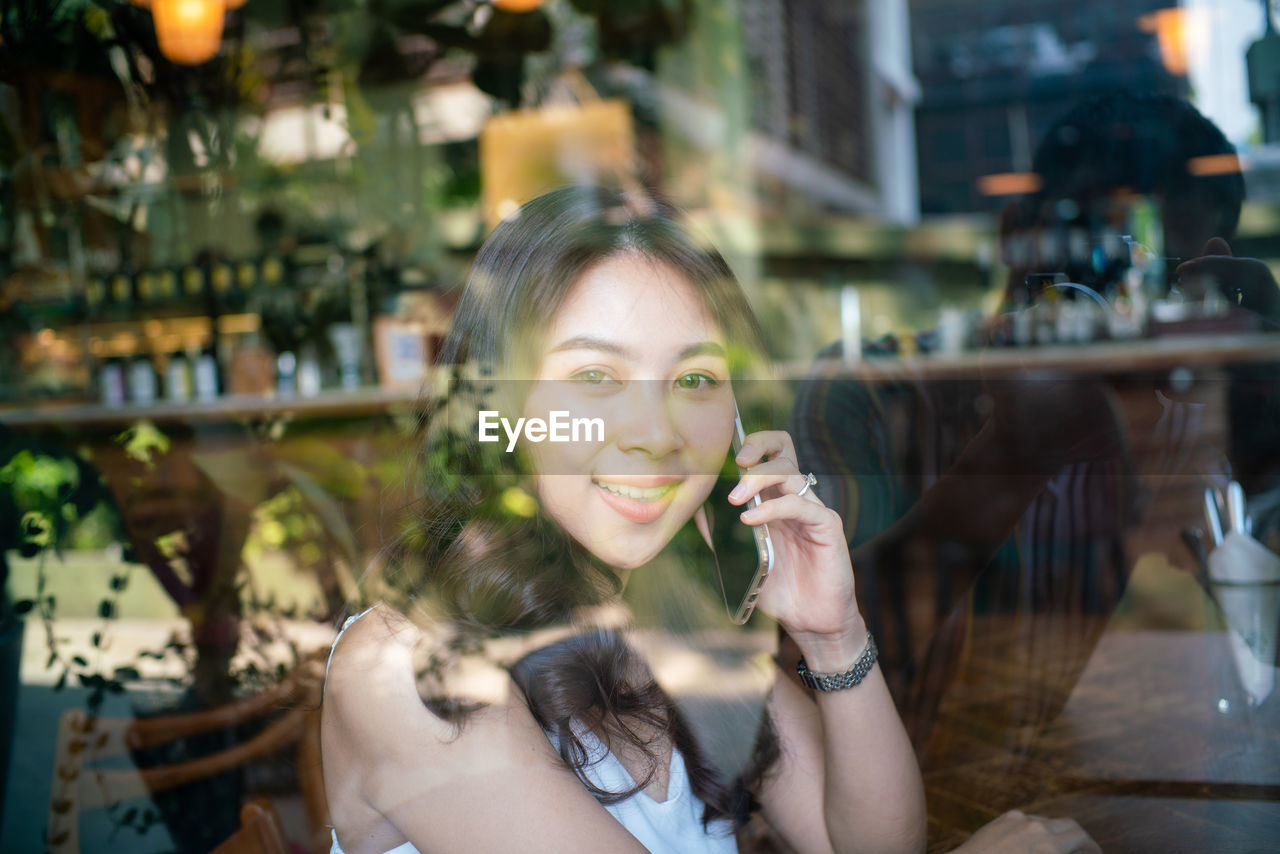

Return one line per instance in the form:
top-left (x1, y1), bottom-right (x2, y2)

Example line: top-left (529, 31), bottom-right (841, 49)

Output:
top-left (921, 617), bottom-right (1280, 852)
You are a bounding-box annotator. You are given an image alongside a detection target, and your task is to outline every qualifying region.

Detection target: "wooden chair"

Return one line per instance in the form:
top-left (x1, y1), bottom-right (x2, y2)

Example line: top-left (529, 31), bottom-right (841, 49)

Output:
top-left (47, 657), bottom-right (330, 854)
top-left (210, 798), bottom-right (291, 854)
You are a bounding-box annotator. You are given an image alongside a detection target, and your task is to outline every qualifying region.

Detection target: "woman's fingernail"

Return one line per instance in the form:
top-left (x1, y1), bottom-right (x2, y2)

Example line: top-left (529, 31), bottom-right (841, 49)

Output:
top-left (740, 508), bottom-right (757, 523)
top-left (728, 484), bottom-right (746, 502)
top-left (736, 444), bottom-right (756, 463)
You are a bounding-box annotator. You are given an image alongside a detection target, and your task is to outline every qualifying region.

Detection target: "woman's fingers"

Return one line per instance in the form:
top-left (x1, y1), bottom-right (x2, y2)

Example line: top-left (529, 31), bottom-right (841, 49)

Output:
top-left (735, 430), bottom-right (799, 469)
top-left (740, 493), bottom-right (838, 530)
top-left (728, 458), bottom-right (822, 506)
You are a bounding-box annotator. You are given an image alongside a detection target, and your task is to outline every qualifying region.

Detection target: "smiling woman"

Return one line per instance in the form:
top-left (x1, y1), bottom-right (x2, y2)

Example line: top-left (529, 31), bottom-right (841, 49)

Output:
top-left (319, 186), bottom-right (928, 854)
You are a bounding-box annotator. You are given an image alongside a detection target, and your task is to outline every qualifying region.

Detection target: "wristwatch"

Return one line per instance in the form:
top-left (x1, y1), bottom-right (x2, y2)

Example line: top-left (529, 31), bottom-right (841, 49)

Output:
top-left (796, 632), bottom-right (878, 692)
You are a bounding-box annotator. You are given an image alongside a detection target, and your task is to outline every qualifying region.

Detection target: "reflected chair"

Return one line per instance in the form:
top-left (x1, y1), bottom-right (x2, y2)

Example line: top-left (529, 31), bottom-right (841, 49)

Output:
top-left (211, 798), bottom-right (291, 854)
top-left (47, 657), bottom-right (329, 854)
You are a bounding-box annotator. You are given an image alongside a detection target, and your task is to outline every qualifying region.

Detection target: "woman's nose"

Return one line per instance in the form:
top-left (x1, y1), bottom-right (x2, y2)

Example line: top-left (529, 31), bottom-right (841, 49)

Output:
top-left (614, 383), bottom-right (684, 458)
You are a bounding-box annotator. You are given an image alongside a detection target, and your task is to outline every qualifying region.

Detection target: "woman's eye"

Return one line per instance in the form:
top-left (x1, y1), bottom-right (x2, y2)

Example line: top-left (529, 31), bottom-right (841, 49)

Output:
top-left (675, 372), bottom-right (718, 390)
top-left (572, 369), bottom-right (614, 385)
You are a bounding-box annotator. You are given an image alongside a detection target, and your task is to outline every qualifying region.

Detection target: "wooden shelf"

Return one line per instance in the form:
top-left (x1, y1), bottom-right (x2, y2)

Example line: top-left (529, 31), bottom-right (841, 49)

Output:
top-left (0, 387), bottom-right (423, 430)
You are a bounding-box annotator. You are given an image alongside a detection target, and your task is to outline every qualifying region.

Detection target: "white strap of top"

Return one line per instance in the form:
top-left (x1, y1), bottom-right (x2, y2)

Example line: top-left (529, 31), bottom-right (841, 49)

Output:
top-left (325, 605), bottom-right (379, 682)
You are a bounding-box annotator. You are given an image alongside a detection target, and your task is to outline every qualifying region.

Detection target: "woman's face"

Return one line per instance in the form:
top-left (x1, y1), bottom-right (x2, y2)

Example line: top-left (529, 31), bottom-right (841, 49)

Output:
top-left (522, 252), bottom-right (736, 573)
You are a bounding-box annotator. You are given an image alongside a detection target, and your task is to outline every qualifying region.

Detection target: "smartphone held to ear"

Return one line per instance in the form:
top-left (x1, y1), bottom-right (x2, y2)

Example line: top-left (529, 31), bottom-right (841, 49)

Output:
top-left (705, 405), bottom-right (775, 624)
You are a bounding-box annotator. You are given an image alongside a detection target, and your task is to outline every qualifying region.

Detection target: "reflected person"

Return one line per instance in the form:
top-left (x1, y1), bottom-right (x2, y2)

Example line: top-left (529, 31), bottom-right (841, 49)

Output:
top-left (790, 91), bottom-right (1275, 846)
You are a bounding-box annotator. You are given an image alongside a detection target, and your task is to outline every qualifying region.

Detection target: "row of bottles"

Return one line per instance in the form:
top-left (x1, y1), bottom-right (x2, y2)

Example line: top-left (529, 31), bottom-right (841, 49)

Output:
top-left (94, 323), bottom-right (367, 408)
top-left (83, 257), bottom-right (288, 321)
top-left (99, 348), bottom-right (221, 407)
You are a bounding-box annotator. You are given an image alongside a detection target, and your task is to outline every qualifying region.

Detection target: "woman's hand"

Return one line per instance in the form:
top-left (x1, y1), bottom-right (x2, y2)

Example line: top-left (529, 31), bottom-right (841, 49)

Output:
top-left (950, 811), bottom-right (1100, 854)
top-left (728, 429), bottom-right (864, 668)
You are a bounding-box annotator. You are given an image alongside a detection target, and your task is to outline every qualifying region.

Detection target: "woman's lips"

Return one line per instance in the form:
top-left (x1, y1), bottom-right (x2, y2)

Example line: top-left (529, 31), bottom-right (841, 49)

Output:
top-left (592, 478), bottom-right (679, 524)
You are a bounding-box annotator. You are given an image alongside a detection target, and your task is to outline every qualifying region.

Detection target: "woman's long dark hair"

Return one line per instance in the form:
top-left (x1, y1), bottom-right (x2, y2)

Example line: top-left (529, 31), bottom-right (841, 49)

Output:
top-left (383, 186), bottom-right (776, 827)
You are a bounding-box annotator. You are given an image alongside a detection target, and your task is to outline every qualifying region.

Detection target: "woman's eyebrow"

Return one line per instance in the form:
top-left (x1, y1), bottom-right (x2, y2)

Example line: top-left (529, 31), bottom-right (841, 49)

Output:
top-left (547, 335), bottom-right (634, 357)
top-left (546, 336), bottom-right (727, 361)
top-left (677, 341), bottom-right (727, 360)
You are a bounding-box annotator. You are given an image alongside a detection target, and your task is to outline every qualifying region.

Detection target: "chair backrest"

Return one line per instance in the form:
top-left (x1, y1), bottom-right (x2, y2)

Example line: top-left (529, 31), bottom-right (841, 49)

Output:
top-left (47, 657), bottom-right (329, 854)
top-left (210, 798), bottom-right (292, 854)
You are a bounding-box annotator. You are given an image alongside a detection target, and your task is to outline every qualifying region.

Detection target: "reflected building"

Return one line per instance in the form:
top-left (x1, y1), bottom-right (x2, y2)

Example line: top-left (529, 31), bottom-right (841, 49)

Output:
top-left (742, 0), bottom-right (920, 224)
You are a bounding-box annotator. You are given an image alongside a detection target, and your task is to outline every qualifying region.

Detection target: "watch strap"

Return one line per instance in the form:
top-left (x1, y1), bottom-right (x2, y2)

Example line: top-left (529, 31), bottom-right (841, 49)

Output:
top-left (796, 632), bottom-right (878, 692)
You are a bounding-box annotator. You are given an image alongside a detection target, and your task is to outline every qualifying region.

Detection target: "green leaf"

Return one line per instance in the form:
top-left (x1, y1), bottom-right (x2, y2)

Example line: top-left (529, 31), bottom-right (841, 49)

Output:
top-left (72, 656), bottom-right (87, 667)
top-left (113, 666), bottom-right (140, 681)
top-left (114, 420), bottom-right (170, 468)
top-left (98, 601), bottom-right (114, 620)
top-left (20, 512), bottom-right (52, 548)
top-left (13, 599), bottom-right (34, 615)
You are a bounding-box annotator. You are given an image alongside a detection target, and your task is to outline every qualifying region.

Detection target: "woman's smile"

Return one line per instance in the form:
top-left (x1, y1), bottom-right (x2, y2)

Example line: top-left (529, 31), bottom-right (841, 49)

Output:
top-left (592, 476), bottom-right (683, 523)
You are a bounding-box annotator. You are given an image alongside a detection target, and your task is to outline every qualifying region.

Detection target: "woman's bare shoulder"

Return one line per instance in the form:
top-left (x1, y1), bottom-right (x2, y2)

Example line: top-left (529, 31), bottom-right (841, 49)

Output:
top-left (322, 608), bottom-right (648, 852)
top-left (322, 605), bottom-right (546, 775)
top-left (323, 605), bottom-right (439, 737)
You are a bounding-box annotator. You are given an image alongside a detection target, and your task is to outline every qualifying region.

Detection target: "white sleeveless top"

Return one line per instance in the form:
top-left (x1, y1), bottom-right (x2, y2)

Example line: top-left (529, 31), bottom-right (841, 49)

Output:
top-left (325, 609), bottom-right (738, 854)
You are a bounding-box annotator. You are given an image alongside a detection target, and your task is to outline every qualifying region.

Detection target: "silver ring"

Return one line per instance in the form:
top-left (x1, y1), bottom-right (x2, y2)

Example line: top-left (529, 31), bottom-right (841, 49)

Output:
top-left (796, 472), bottom-right (818, 498)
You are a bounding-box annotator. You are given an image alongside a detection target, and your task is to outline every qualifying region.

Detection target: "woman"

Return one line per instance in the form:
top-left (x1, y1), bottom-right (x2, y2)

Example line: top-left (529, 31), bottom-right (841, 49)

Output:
top-left (321, 187), bottom-right (1088, 854)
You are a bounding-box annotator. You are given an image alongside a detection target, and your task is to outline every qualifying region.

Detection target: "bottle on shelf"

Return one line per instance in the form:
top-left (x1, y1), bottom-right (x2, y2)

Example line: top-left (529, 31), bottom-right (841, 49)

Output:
top-left (297, 344), bottom-right (322, 397)
top-left (261, 256), bottom-right (286, 291)
top-left (225, 330), bottom-right (275, 396)
top-left (210, 262), bottom-right (239, 312)
top-left (84, 275), bottom-right (108, 320)
top-left (107, 271), bottom-right (134, 322)
top-left (155, 268), bottom-right (180, 308)
top-left (276, 351), bottom-right (297, 397)
top-left (100, 356), bottom-right (126, 408)
top-left (193, 341), bottom-right (220, 402)
top-left (127, 351), bottom-right (158, 405)
top-left (181, 265), bottom-right (207, 305)
top-left (328, 323), bottom-right (361, 391)
top-left (135, 270), bottom-right (158, 308)
top-left (165, 348), bottom-right (192, 402)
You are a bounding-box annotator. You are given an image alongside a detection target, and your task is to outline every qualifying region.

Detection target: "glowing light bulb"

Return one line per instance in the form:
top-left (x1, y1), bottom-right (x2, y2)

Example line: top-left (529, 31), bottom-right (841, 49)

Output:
top-left (151, 0), bottom-right (226, 65)
top-left (492, 0), bottom-right (545, 12)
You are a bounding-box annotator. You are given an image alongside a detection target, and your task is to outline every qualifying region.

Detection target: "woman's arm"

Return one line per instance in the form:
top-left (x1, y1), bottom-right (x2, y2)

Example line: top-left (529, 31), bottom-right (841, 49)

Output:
top-left (730, 432), bottom-right (926, 854)
top-left (758, 624), bottom-right (925, 854)
top-left (322, 611), bottom-right (651, 854)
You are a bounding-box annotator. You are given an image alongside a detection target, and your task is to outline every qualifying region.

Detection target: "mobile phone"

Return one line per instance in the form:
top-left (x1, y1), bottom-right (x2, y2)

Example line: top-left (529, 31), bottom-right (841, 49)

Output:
top-left (703, 405), bottom-right (775, 625)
